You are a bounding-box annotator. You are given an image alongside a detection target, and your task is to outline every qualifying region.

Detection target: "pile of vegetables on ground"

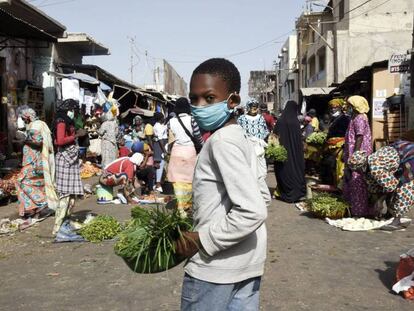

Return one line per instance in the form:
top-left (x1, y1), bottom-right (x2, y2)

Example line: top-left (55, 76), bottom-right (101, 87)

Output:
top-left (306, 193), bottom-right (350, 219)
top-left (265, 143), bottom-right (288, 162)
top-left (114, 204), bottom-right (193, 273)
top-left (78, 215), bottom-right (122, 242)
top-left (306, 132), bottom-right (327, 145)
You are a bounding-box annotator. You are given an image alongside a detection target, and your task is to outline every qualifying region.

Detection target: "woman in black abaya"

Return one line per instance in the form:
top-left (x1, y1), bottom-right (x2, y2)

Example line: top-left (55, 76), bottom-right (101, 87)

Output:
top-left (274, 101), bottom-right (306, 203)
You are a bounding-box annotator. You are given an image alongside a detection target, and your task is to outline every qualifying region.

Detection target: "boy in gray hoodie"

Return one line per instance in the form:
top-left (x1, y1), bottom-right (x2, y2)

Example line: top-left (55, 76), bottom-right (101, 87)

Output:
top-left (176, 58), bottom-right (270, 311)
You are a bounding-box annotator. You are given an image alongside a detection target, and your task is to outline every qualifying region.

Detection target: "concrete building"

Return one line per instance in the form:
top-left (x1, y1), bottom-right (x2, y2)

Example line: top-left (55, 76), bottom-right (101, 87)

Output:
top-left (143, 59), bottom-right (187, 97)
top-left (0, 0), bottom-right (110, 154)
top-left (277, 35), bottom-right (299, 110)
top-left (296, 0), bottom-right (414, 90)
top-left (248, 70), bottom-right (276, 110)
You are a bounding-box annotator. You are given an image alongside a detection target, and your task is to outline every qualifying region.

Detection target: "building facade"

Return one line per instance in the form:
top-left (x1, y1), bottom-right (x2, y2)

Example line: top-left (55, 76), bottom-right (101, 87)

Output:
top-left (277, 35), bottom-right (299, 110)
top-left (296, 0), bottom-right (414, 89)
top-left (248, 70), bottom-right (276, 110)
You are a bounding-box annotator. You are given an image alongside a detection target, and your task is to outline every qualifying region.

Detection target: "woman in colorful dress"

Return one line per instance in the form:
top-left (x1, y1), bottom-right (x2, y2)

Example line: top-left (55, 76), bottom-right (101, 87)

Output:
top-left (15, 107), bottom-right (58, 218)
top-left (52, 99), bottom-right (84, 234)
top-left (238, 98), bottom-right (269, 178)
top-left (348, 141), bottom-right (414, 229)
top-left (237, 98), bottom-right (269, 140)
top-left (167, 98), bottom-right (204, 212)
top-left (343, 95), bottom-right (373, 217)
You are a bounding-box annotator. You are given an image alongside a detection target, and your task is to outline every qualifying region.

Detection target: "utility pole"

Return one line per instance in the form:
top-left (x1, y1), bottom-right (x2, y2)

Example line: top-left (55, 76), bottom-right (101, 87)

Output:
top-left (274, 60), bottom-right (279, 112)
top-left (128, 36), bottom-right (135, 84)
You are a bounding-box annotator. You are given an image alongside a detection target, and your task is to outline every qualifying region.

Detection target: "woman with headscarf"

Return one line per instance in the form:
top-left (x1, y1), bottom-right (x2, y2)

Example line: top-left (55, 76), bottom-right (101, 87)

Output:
top-left (167, 97), bottom-right (204, 211)
top-left (237, 98), bottom-right (269, 140)
top-left (273, 101), bottom-right (306, 203)
top-left (238, 98), bottom-right (269, 179)
top-left (52, 99), bottom-right (84, 234)
top-left (98, 110), bottom-right (119, 168)
top-left (348, 141), bottom-right (414, 230)
top-left (131, 115), bottom-right (145, 141)
top-left (15, 107), bottom-right (58, 218)
top-left (320, 98), bottom-right (350, 186)
top-left (343, 95), bottom-right (373, 217)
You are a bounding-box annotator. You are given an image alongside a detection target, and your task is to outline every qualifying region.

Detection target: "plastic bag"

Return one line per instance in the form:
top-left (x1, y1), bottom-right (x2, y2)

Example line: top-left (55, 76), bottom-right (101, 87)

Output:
top-left (88, 138), bottom-right (101, 156)
top-left (393, 248), bottom-right (414, 300)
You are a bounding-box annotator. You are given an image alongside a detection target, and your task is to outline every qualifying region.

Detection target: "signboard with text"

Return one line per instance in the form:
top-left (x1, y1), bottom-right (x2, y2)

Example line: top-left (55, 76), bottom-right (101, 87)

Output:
top-left (389, 53), bottom-right (411, 74)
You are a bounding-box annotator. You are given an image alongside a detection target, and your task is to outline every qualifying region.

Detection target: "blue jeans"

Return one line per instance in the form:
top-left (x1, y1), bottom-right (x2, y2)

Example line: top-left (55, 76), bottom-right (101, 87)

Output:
top-left (181, 273), bottom-right (261, 311)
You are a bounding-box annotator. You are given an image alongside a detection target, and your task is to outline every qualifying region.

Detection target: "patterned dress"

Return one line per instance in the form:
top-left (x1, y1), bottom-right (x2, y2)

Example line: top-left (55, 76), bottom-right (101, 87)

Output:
top-left (16, 129), bottom-right (47, 217)
top-left (238, 114), bottom-right (269, 140)
top-left (343, 114), bottom-right (373, 216)
top-left (367, 142), bottom-right (414, 217)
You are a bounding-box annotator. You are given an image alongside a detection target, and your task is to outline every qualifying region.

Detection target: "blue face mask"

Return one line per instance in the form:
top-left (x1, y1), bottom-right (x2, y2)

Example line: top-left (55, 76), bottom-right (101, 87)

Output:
top-left (191, 98), bottom-right (234, 131)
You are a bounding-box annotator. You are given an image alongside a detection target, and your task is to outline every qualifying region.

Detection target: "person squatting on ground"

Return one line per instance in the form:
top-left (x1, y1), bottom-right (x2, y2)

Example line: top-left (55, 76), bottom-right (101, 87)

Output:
top-left (15, 107), bottom-right (58, 219)
top-left (52, 99), bottom-right (84, 234)
top-left (131, 141), bottom-right (156, 195)
top-left (349, 141), bottom-right (414, 230)
top-left (166, 97), bottom-right (203, 212)
top-left (343, 95), bottom-right (373, 217)
top-left (99, 153), bottom-right (144, 203)
top-left (175, 58), bottom-right (270, 311)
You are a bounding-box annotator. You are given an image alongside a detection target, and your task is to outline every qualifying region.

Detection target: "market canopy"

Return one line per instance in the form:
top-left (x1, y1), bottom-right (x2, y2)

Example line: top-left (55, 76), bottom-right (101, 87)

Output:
top-left (300, 87), bottom-right (335, 97)
top-left (49, 71), bottom-right (100, 85)
top-left (57, 63), bottom-right (137, 90)
top-left (120, 107), bottom-right (154, 118)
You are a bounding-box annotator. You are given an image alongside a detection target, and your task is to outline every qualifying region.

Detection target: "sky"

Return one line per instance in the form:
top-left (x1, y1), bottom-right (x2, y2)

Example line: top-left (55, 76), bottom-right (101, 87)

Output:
top-left (34, 0), bottom-right (312, 99)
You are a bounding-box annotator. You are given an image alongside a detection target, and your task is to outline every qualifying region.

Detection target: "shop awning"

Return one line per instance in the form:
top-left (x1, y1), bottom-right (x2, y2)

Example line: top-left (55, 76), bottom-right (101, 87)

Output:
top-left (57, 63), bottom-right (136, 89)
top-left (0, 8), bottom-right (57, 42)
top-left (300, 87), bottom-right (335, 97)
top-left (49, 71), bottom-right (100, 85)
top-left (120, 107), bottom-right (154, 118)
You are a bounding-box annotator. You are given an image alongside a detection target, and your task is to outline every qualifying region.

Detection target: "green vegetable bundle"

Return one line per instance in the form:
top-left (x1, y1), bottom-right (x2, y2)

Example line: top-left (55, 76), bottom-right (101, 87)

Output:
top-left (114, 205), bottom-right (193, 274)
top-left (306, 132), bottom-right (327, 145)
top-left (307, 193), bottom-right (350, 219)
top-left (78, 215), bottom-right (122, 242)
top-left (265, 144), bottom-right (288, 162)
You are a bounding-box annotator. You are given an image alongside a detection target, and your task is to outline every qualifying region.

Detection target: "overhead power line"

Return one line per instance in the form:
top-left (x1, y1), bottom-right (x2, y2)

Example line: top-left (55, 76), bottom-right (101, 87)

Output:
top-left (38, 0), bottom-right (76, 8)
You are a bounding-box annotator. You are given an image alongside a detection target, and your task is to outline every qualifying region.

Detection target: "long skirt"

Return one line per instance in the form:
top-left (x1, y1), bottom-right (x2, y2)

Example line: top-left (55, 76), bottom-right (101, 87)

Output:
top-left (16, 164), bottom-right (47, 217)
top-left (343, 171), bottom-right (371, 217)
top-left (101, 139), bottom-right (117, 168)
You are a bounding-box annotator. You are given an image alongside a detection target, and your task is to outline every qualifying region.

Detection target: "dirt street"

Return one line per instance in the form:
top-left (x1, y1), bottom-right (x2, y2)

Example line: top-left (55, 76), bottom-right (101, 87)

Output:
top-left (0, 171), bottom-right (413, 311)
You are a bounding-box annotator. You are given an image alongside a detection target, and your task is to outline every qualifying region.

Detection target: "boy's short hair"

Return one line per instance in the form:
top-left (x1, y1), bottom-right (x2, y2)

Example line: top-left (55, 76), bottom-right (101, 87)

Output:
top-left (192, 58), bottom-right (241, 93)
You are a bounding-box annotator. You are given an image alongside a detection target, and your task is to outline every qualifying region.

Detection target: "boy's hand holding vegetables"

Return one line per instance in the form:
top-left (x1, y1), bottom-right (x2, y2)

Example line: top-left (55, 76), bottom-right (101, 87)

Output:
top-left (175, 231), bottom-right (201, 258)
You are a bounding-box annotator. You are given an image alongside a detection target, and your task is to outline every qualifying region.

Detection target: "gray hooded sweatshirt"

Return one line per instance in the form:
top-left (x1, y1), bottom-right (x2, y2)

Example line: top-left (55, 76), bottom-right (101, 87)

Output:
top-left (184, 124), bottom-right (270, 284)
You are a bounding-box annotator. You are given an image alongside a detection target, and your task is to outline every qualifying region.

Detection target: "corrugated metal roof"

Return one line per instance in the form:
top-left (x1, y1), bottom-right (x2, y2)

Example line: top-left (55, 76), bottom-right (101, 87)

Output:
top-left (1, 0), bottom-right (65, 36)
top-left (300, 87), bottom-right (335, 96)
top-left (0, 8), bottom-right (57, 42)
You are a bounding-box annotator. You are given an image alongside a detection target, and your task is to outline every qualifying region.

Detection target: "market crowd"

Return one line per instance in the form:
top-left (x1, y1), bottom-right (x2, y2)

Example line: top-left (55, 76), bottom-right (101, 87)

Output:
top-left (2, 57), bottom-right (414, 310)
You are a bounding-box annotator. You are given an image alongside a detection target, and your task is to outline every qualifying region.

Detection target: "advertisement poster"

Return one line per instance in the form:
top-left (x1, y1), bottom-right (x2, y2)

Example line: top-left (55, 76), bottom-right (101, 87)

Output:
top-left (373, 97), bottom-right (386, 119)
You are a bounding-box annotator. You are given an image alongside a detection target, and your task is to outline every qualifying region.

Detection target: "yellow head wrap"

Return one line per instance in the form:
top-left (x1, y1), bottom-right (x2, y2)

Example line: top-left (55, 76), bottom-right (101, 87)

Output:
top-left (328, 98), bottom-right (345, 108)
top-left (347, 95), bottom-right (369, 114)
